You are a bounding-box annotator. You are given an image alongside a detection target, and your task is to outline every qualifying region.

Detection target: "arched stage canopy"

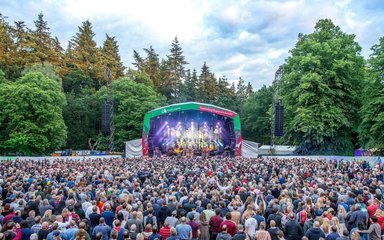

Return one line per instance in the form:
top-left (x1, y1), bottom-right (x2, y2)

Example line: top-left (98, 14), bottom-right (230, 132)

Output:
top-left (142, 102), bottom-right (242, 157)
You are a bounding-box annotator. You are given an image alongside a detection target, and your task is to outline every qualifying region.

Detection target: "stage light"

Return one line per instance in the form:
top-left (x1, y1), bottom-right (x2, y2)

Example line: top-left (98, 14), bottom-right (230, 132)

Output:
top-left (178, 122), bottom-right (181, 124)
top-left (191, 122), bottom-right (194, 124)
top-left (165, 121), bottom-right (168, 124)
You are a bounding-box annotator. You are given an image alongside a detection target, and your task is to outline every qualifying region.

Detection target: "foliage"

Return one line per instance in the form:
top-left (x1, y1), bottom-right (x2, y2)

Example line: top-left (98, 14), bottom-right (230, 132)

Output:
top-left (98, 77), bottom-right (166, 150)
top-left (64, 88), bottom-right (100, 149)
top-left (101, 34), bottom-right (125, 79)
top-left (279, 19), bottom-right (365, 155)
top-left (359, 36), bottom-right (384, 150)
top-left (166, 36), bottom-right (188, 102)
top-left (241, 85), bottom-right (273, 144)
top-left (0, 72), bottom-right (67, 154)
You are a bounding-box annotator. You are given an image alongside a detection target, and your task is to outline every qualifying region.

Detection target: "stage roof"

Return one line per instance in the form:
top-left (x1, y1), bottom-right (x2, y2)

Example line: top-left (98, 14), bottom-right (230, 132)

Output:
top-left (144, 102), bottom-right (238, 119)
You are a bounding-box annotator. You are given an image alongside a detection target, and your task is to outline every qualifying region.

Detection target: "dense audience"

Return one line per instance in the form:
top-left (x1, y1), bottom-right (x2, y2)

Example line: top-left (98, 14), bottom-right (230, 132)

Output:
top-left (0, 156), bottom-right (383, 240)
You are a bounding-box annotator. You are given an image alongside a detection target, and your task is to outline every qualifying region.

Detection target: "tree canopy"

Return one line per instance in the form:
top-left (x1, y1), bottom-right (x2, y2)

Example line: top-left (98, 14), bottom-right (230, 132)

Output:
top-left (0, 13), bottom-right (383, 154)
top-left (279, 19), bottom-right (365, 155)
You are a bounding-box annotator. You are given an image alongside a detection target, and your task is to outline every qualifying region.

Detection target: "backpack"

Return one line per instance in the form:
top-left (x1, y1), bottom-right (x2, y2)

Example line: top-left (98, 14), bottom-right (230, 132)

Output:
top-left (146, 215), bottom-right (155, 226)
top-left (299, 210), bottom-right (307, 225)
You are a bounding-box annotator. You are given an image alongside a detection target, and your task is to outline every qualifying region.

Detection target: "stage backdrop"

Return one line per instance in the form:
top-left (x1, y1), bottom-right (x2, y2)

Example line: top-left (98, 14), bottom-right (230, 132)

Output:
top-left (142, 102), bottom-right (242, 156)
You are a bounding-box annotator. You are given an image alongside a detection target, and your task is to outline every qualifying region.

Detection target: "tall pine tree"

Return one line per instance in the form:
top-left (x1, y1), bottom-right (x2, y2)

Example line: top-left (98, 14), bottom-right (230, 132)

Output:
top-left (67, 20), bottom-right (104, 88)
top-left (143, 46), bottom-right (161, 90)
top-left (0, 14), bottom-right (18, 78)
top-left (166, 36), bottom-right (188, 101)
top-left (101, 34), bottom-right (125, 79)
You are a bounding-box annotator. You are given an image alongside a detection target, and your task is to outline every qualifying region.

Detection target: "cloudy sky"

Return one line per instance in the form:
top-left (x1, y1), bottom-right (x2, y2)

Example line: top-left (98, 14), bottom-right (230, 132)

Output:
top-left (1, 0), bottom-right (383, 89)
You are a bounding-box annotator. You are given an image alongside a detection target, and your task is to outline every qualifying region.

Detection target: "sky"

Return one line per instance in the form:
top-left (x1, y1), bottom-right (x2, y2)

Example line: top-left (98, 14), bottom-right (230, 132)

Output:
top-left (1, 0), bottom-right (383, 89)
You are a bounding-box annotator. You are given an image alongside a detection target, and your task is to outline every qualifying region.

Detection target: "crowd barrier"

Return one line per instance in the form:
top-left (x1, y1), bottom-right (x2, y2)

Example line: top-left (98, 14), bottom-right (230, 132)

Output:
top-left (0, 155), bottom-right (122, 161)
top-left (262, 155), bottom-right (383, 165)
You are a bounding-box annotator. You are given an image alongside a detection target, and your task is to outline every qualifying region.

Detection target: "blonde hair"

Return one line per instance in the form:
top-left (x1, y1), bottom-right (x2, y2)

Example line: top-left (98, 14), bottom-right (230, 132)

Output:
top-left (321, 218), bottom-right (330, 234)
top-left (338, 205), bottom-right (346, 219)
top-left (43, 209), bottom-right (52, 218)
top-left (331, 217), bottom-right (340, 229)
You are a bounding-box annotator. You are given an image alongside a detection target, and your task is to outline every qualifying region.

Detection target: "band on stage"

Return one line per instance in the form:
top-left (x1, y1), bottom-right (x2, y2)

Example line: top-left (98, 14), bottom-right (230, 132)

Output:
top-left (152, 124), bottom-right (232, 157)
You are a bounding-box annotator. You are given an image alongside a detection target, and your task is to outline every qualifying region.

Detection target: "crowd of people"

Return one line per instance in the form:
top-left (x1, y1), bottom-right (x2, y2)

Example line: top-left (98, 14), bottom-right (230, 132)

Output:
top-left (0, 156), bottom-right (383, 240)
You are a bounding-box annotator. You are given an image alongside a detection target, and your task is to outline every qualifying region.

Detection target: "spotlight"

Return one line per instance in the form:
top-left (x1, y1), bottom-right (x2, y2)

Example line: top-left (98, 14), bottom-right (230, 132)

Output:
top-left (204, 122), bottom-right (207, 124)
top-left (178, 122), bottom-right (181, 124)
top-left (191, 122), bottom-right (194, 124)
top-left (165, 121), bottom-right (168, 124)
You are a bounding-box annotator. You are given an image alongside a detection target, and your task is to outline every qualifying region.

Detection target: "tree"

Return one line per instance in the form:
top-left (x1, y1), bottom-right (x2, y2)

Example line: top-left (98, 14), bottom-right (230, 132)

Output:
top-left (143, 46), bottom-right (161, 91)
top-left (0, 13), bottom-right (18, 79)
top-left (62, 67), bottom-right (94, 94)
top-left (64, 88), bottom-right (100, 149)
top-left (22, 62), bottom-right (62, 84)
top-left (101, 34), bottom-right (125, 79)
top-left (279, 19), bottom-right (365, 155)
top-left (359, 36), bottom-right (384, 150)
top-left (0, 71), bottom-right (67, 154)
top-left (132, 50), bottom-right (144, 72)
top-left (197, 62), bottom-right (210, 102)
top-left (31, 13), bottom-right (66, 75)
top-left (236, 77), bottom-right (247, 104)
top-left (241, 85), bottom-right (273, 144)
top-left (68, 20), bottom-right (103, 88)
top-left (98, 77), bottom-right (165, 150)
top-left (166, 36), bottom-right (188, 101)
top-left (246, 82), bottom-right (253, 97)
top-left (61, 67), bottom-right (99, 149)
top-left (215, 76), bottom-right (240, 113)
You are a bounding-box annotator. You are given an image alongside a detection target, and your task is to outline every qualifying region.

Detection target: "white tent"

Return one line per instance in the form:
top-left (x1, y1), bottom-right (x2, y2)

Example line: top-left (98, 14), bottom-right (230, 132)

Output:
top-left (241, 140), bottom-right (259, 158)
top-left (125, 139), bottom-right (142, 158)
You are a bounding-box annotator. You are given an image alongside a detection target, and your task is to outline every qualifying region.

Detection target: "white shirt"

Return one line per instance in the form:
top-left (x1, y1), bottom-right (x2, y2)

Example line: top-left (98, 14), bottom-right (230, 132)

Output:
top-left (245, 217), bottom-right (257, 237)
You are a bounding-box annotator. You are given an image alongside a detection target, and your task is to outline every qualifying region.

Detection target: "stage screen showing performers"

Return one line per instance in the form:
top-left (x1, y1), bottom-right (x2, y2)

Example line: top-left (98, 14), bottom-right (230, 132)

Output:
top-left (147, 110), bottom-right (236, 157)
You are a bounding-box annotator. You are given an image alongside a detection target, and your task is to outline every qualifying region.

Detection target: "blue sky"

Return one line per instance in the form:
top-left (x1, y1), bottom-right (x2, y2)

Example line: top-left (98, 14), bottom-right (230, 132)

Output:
top-left (1, 0), bottom-right (383, 89)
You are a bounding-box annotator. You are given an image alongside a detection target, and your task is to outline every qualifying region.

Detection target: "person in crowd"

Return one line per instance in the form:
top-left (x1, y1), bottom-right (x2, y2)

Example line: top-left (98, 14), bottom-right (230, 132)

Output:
top-left (0, 156), bottom-right (383, 240)
top-left (175, 216), bottom-right (192, 240)
top-left (305, 221), bottom-right (325, 240)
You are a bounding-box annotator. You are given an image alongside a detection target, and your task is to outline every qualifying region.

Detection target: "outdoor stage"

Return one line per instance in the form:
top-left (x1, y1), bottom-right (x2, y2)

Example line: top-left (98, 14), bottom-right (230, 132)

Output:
top-left (141, 102), bottom-right (242, 157)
